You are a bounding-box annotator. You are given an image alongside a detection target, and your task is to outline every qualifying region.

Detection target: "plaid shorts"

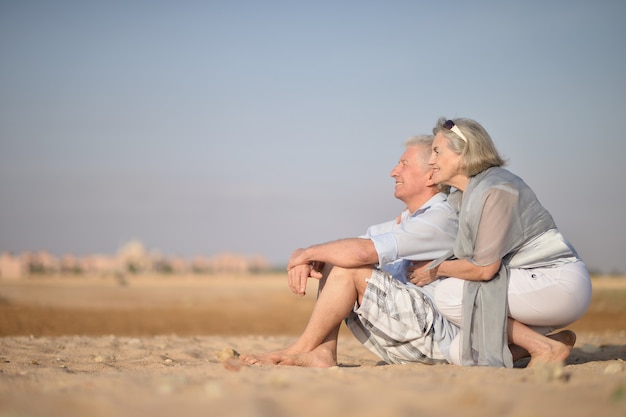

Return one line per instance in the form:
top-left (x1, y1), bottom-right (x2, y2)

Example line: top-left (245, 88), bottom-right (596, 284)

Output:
top-left (345, 269), bottom-right (445, 364)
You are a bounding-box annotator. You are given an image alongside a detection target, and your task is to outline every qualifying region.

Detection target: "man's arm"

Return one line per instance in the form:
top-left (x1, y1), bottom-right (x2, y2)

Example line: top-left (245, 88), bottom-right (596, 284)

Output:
top-left (287, 238), bottom-right (378, 271)
top-left (286, 238), bottom-right (378, 296)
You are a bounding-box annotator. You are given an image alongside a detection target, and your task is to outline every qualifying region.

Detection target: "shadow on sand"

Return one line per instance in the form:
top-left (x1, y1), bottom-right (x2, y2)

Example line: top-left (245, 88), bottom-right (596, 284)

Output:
top-left (568, 344), bottom-right (626, 365)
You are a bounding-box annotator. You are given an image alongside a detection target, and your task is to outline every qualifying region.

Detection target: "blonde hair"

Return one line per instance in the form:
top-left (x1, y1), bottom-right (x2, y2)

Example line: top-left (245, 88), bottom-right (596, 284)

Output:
top-left (432, 117), bottom-right (506, 176)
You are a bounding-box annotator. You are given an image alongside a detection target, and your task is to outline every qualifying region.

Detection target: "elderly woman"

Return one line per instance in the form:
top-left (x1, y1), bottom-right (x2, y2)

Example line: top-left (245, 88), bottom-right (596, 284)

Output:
top-left (409, 117), bottom-right (591, 368)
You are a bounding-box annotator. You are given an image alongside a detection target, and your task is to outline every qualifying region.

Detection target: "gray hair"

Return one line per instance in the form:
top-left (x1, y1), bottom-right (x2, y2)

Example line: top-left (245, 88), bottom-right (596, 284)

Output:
top-left (404, 134), bottom-right (450, 194)
top-left (432, 117), bottom-right (506, 176)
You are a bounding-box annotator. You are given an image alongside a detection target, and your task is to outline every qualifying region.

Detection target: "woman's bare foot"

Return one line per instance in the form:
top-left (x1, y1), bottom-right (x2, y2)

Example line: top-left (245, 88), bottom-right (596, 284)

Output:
top-left (527, 330), bottom-right (577, 368)
top-left (240, 345), bottom-right (337, 368)
top-left (511, 330), bottom-right (577, 362)
top-left (551, 330), bottom-right (576, 349)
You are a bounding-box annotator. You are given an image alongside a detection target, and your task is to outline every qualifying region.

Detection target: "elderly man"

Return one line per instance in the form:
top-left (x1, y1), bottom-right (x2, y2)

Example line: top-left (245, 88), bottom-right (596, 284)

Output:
top-left (241, 135), bottom-right (459, 367)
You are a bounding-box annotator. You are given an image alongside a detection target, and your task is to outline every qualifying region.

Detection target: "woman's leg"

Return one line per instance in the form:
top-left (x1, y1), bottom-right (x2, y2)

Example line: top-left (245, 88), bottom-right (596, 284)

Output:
top-left (433, 271), bottom-right (584, 366)
top-left (508, 261), bottom-right (591, 330)
top-left (433, 277), bottom-right (464, 326)
top-left (507, 318), bottom-right (577, 366)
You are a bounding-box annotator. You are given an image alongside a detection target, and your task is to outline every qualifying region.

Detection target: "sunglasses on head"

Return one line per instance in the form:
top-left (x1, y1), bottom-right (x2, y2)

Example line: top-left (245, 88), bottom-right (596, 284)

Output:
top-left (443, 120), bottom-right (468, 143)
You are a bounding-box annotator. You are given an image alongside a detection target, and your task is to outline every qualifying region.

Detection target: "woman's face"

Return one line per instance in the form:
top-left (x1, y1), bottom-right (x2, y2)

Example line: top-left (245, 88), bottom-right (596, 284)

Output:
top-left (429, 133), bottom-right (468, 190)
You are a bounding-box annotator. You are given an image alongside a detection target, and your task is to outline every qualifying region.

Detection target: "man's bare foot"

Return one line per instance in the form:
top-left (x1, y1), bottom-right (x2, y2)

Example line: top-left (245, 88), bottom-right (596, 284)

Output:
top-left (239, 349), bottom-right (287, 365)
top-left (264, 349), bottom-right (337, 368)
top-left (240, 345), bottom-right (337, 368)
top-left (527, 330), bottom-right (577, 368)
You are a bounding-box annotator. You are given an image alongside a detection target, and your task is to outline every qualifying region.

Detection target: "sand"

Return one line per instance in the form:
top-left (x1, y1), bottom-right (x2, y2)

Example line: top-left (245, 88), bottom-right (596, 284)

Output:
top-left (1, 274), bottom-right (625, 417)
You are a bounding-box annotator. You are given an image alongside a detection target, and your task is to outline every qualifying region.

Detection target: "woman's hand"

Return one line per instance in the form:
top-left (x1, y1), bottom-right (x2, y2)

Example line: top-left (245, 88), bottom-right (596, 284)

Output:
top-left (408, 260), bottom-right (439, 286)
top-left (395, 207), bottom-right (408, 224)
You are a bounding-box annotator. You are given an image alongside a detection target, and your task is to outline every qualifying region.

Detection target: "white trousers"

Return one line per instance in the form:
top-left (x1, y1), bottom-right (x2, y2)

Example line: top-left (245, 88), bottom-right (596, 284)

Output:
top-left (433, 260), bottom-right (592, 365)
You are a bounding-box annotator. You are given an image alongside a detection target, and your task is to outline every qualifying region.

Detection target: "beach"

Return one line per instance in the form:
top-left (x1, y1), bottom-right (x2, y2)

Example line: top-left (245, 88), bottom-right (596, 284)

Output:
top-left (1, 274), bottom-right (625, 417)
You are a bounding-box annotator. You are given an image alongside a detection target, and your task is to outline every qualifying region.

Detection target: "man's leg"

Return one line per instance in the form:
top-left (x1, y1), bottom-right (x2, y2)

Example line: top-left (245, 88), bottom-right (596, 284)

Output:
top-left (240, 265), bottom-right (371, 368)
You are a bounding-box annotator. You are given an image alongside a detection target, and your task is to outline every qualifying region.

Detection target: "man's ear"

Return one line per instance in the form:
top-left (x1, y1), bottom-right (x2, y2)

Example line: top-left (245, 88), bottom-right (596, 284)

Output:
top-left (425, 171), bottom-right (436, 187)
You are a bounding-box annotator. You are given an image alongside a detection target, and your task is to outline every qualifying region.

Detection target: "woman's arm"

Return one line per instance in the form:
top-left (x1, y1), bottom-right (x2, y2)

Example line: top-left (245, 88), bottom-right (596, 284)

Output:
top-left (408, 186), bottom-right (517, 286)
top-left (408, 258), bottom-right (502, 286)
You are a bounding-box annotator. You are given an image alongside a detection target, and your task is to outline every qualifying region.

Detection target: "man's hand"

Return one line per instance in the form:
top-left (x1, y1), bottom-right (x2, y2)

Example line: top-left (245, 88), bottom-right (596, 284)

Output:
top-left (287, 248), bottom-right (326, 295)
top-left (287, 248), bottom-right (310, 270)
top-left (407, 260), bottom-right (439, 286)
top-left (287, 262), bottom-right (323, 296)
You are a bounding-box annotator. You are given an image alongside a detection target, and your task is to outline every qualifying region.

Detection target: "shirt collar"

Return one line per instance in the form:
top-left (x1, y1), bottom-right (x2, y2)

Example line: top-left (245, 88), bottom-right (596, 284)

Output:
top-left (410, 192), bottom-right (448, 217)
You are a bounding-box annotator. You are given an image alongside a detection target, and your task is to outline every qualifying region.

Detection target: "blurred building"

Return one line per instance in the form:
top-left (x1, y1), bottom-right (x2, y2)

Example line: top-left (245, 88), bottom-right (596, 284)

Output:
top-left (0, 241), bottom-right (274, 279)
top-left (0, 252), bottom-right (23, 279)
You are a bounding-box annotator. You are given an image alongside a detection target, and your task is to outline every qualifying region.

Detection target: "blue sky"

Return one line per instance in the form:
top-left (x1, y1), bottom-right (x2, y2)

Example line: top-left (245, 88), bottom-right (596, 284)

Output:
top-left (1, 1), bottom-right (625, 273)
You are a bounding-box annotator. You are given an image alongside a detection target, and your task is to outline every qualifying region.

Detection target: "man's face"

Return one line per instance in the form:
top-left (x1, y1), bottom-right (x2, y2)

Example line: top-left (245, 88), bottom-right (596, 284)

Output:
top-left (390, 146), bottom-right (431, 209)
